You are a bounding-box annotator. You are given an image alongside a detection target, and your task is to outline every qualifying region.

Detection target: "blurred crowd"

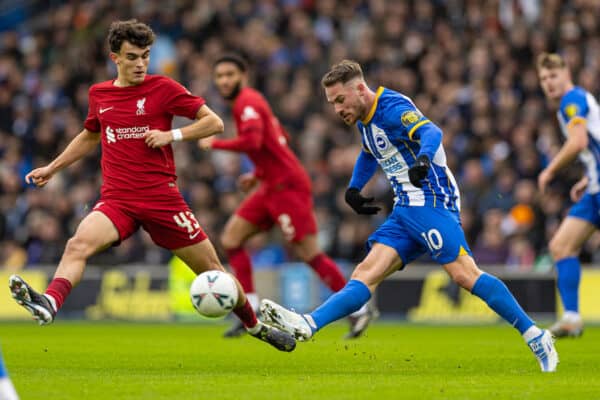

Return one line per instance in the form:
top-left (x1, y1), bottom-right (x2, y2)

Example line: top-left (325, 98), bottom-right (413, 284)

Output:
top-left (2, 0), bottom-right (600, 272)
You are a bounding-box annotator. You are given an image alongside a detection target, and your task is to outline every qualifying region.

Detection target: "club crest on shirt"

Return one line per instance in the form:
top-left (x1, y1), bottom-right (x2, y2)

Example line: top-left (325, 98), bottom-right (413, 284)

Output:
top-left (401, 110), bottom-right (420, 126)
top-left (136, 97), bottom-right (146, 116)
top-left (372, 125), bottom-right (391, 153)
top-left (241, 106), bottom-right (259, 121)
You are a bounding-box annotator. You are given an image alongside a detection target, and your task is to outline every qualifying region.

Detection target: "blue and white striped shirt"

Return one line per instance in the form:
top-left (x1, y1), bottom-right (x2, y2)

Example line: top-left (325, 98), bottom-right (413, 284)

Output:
top-left (557, 86), bottom-right (600, 194)
top-left (355, 87), bottom-right (460, 210)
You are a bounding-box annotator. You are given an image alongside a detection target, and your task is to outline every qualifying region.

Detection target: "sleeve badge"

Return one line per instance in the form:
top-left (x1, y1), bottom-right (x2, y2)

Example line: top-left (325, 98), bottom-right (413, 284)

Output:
top-left (401, 110), bottom-right (421, 126)
top-left (564, 103), bottom-right (579, 119)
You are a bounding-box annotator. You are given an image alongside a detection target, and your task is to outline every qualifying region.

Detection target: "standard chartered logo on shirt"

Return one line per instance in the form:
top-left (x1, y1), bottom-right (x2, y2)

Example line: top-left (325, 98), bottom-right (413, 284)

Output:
top-left (105, 125), bottom-right (149, 143)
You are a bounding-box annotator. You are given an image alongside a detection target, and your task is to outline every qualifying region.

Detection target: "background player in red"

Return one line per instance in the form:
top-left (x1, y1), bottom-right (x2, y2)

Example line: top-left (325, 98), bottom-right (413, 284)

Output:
top-left (199, 54), bottom-right (374, 338)
top-left (8, 20), bottom-right (295, 352)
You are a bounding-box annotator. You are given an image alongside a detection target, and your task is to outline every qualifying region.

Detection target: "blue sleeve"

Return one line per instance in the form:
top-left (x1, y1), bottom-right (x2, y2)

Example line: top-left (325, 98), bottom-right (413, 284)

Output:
top-left (559, 89), bottom-right (589, 123)
top-left (380, 96), bottom-right (432, 141)
top-left (349, 150), bottom-right (378, 190)
top-left (412, 122), bottom-right (442, 160)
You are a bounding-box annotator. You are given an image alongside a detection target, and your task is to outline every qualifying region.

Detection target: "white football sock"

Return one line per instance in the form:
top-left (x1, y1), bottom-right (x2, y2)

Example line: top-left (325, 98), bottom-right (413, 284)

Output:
top-left (522, 325), bottom-right (543, 342)
top-left (246, 293), bottom-right (260, 311)
top-left (349, 303), bottom-right (368, 318)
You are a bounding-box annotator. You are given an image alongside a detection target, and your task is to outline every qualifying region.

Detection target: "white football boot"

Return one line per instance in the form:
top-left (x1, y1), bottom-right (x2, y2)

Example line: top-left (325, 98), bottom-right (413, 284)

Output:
top-left (260, 299), bottom-right (313, 341)
top-left (527, 330), bottom-right (559, 372)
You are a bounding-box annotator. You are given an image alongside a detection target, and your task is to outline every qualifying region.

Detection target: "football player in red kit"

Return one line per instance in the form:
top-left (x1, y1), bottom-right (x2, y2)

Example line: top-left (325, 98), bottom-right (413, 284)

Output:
top-left (8, 20), bottom-right (294, 352)
top-left (200, 54), bottom-right (375, 338)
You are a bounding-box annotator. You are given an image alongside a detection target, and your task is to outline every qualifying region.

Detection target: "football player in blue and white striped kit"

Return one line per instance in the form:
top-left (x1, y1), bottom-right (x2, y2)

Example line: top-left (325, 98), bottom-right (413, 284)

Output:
top-left (261, 59), bottom-right (558, 372)
top-left (537, 52), bottom-right (600, 338)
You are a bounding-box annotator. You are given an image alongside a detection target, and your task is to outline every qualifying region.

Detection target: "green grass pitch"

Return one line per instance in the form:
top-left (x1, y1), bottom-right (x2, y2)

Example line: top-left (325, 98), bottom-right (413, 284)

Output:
top-left (1, 322), bottom-right (599, 399)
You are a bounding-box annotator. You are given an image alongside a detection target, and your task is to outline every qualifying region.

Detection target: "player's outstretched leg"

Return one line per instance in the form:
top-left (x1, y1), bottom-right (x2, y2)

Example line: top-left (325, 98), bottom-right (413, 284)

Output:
top-left (261, 279), bottom-right (372, 341)
top-left (305, 251), bottom-right (374, 339)
top-left (470, 272), bottom-right (559, 372)
top-left (8, 275), bottom-right (56, 325)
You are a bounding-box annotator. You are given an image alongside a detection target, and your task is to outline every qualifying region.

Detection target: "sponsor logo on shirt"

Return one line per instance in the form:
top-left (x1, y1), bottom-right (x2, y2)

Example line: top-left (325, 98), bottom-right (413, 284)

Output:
top-left (136, 97), bottom-right (146, 116)
top-left (240, 105), bottom-right (259, 121)
top-left (105, 125), bottom-right (149, 143)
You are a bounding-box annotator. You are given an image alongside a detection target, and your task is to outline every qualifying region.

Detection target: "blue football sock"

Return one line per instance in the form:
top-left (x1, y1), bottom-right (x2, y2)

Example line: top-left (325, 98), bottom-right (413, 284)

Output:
top-left (556, 257), bottom-right (580, 313)
top-left (309, 279), bottom-right (371, 332)
top-left (471, 273), bottom-right (534, 334)
top-left (0, 354), bottom-right (6, 378)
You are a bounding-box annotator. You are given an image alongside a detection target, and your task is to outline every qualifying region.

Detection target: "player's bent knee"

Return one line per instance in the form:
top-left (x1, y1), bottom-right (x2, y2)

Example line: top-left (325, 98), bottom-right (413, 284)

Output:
top-left (63, 236), bottom-right (96, 259)
top-left (548, 237), bottom-right (573, 260)
top-left (350, 263), bottom-right (381, 288)
top-left (450, 270), bottom-right (474, 289)
top-left (220, 232), bottom-right (242, 251)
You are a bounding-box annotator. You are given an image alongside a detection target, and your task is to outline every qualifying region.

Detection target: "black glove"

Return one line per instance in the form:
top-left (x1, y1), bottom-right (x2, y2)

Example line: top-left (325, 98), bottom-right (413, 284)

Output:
top-left (345, 187), bottom-right (381, 215)
top-left (408, 155), bottom-right (431, 188)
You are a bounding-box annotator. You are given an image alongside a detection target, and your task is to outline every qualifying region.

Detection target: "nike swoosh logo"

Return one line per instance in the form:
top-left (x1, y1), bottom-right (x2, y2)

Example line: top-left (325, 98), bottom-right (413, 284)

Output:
top-left (99, 107), bottom-right (114, 114)
top-left (189, 231), bottom-right (201, 239)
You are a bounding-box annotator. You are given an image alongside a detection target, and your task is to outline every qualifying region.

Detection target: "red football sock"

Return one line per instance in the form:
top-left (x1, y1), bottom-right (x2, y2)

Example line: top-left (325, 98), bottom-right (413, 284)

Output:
top-left (226, 248), bottom-right (254, 293)
top-left (233, 299), bottom-right (258, 329)
top-left (44, 277), bottom-right (73, 312)
top-left (308, 253), bottom-right (346, 292)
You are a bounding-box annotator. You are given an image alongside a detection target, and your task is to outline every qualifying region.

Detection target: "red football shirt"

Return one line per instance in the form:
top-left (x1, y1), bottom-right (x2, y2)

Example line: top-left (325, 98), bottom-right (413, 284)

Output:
top-left (211, 87), bottom-right (311, 190)
top-left (84, 75), bottom-right (204, 200)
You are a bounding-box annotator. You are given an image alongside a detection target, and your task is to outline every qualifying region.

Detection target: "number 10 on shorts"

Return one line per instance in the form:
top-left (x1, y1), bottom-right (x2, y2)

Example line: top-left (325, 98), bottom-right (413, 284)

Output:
top-left (421, 228), bottom-right (443, 252)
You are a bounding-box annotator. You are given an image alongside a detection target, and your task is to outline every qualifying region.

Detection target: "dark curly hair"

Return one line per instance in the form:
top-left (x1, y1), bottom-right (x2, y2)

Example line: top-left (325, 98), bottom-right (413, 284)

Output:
top-left (107, 19), bottom-right (155, 53)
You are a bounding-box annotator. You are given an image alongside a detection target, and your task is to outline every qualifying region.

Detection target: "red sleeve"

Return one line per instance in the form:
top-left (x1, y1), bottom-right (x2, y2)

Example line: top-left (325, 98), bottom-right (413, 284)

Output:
top-left (211, 103), bottom-right (264, 152)
top-left (83, 86), bottom-right (100, 132)
top-left (163, 78), bottom-right (205, 119)
top-left (211, 125), bottom-right (263, 152)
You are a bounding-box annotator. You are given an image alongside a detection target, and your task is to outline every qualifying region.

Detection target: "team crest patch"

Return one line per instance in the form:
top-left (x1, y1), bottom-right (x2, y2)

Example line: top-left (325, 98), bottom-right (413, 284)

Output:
top-left (401, 110), bottom-right (420, 126)
top-left (564, 103), bottom-right (579, 119)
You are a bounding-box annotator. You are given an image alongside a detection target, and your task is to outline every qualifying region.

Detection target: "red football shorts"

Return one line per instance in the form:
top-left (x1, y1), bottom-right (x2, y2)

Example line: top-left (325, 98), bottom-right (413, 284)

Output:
top-left (92, 192), bottom-right (207, 250)
top-left (236, 184), bottom-right (317, 242)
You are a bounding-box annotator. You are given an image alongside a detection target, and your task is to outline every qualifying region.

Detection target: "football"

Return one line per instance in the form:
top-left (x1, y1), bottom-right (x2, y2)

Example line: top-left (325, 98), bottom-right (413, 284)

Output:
top-left (190, 270), bottom-right (239, 318)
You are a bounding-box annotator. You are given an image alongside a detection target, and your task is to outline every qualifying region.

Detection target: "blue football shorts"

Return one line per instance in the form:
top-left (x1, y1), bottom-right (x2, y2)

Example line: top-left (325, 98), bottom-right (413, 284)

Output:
top-left (367, 205), bottom-right (472, 266)
top-left (568, 192), bottom-right (600, 228)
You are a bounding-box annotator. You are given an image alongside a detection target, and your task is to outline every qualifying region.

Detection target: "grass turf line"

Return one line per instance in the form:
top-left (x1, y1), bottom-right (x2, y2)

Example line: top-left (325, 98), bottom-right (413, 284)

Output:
top-left (1, 322), bottom-right (598, 400)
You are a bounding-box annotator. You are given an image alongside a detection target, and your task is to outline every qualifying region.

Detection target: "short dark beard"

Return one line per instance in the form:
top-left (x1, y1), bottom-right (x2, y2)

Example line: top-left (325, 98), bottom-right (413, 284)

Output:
top-left (223, 81), bottom-right (242, 100)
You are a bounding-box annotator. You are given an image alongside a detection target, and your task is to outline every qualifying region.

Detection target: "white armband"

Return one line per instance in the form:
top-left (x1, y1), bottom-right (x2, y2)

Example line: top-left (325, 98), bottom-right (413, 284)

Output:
top-left (171, 128), bottom-right (183, 141)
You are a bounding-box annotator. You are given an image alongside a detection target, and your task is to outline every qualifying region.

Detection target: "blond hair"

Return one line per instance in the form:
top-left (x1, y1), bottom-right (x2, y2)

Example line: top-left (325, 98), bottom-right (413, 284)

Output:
top-left (536, 52), bottom-right (567, 71)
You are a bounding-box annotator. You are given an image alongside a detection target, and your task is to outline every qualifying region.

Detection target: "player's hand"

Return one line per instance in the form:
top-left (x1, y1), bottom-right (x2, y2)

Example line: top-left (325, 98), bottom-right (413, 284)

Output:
top-left (197, 136), bottom-right (215, 150)
top-left (237, 173), bottom-right (258, 193)
top-left (408, 155), bottom-right (431, 188)
top-left (345, 187), bottom-right (381, 215)
top-left (537, 168), bottom-right (553, 195)
top-left (570, 176), bottom-right (588, 202)
top-left (144, 129), bottom-right (172, 148)
top-left (25, 166), bottom-right (54, 187)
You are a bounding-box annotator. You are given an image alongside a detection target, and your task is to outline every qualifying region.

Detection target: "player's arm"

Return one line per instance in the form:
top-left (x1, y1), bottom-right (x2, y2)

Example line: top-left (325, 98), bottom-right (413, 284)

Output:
top-left (25, 129), bottom-right (100, 187)
top-left (538, 120), bottom-right (588, 193)
top-left (407, 122), bottom-right (442, 187)
top-left (205, 125), bottom-right (263, 152)
top-left (345, 149), bottom-right (381, 215)
top-left (201, 104), bottom-right (264, 153)
top-left (145, 105), bottom-right (224, 148)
